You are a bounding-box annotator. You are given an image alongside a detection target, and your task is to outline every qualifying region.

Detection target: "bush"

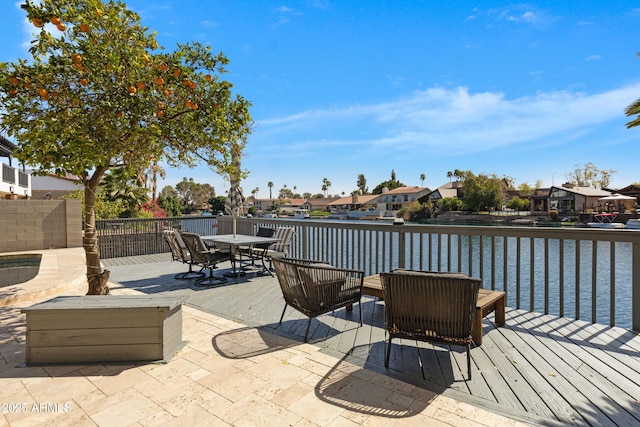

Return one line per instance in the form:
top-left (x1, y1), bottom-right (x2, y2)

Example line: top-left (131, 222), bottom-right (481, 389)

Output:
top-left (440, 197), bottom-right (464, 212)
top-left (506, 196), bottom-right (530, 211)
top-left (141, 200), bottom-right (167, 218)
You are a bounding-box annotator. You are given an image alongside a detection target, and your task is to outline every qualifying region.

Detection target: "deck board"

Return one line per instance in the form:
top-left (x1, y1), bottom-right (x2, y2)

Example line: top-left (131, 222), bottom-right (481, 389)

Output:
top-left (104, 254), bottom-right (640, 427)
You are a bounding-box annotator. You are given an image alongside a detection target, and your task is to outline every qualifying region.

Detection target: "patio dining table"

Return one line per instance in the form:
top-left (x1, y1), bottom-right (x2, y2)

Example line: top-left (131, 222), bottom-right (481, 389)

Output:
top-left (201, 234), bottom-right (280, 280)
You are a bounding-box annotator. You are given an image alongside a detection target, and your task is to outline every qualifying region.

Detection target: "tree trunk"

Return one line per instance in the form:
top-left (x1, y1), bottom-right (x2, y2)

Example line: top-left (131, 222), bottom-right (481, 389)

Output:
top-left (84, 167), bottom-right (110, 295)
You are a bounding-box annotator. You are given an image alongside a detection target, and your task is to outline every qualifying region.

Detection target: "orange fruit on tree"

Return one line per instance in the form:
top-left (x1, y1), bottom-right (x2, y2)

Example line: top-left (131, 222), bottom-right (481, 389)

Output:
top-left (73, 63), bottom-right (83, 71)
top-left (137, 81), bottom-right (145, 90)
top-left (79, 23), bottom-right (90, 32)
top-left (172, 69), bottom-right (181, 77)
top-left (9, 89), bottom-right (18, 96)
top-left (157, 102), bottom-right (165, 109)
top-left (128, 85), bottom-right (137, 94)
top-left (38, 88), bottom-right (48, 100)
top-left (9, 77), bottom-right (19, 86)
top-left (32, 18), bottom-right (44, 28)
top-left (156, 110), bottom-right (164, 118)
top-left (155, 77), bottom-right (165, 86)
top-left (191, 103), bottom-right (198, 110)
top-left (95, 9), bottom-right (103, 18)
top-left (56, 23), bottom-right (66, 31)
top-left (71, 53), bottom-right (82, 63)
top-left (50, 16), bottom-right (61, 25)
top-left (80, 78), bottom-right (88, 85)
top-left (161, 63), bottom-right (169, 72)
top-left (205, 74), bottom-right (212, 81)
top-left (185, 100), bottom-right (193, 108)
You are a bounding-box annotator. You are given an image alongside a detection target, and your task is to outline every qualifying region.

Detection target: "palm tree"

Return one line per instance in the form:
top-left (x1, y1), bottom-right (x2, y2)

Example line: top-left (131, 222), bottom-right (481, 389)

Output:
top-left (268, 181), bottom-right (274, 199)
top-left (447, 171), bottom-right (453, 182)
top-left (147, 163), bottom-right (166, 201)
top-left (322, 178), bottom-right (331, 197)
top-left (420, 173), bottom-right (426, 187)
top-left (101, 167), bottom-right (149, 217)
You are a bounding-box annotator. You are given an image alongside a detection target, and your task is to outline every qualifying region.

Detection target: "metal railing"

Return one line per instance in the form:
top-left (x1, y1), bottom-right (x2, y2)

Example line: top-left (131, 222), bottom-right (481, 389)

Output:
top-left (96, 216), bottom-right (218, 259)
top-left (96, 215), bottom-right (640, 330)
top-left (2, 164), bottom-right (14, 184)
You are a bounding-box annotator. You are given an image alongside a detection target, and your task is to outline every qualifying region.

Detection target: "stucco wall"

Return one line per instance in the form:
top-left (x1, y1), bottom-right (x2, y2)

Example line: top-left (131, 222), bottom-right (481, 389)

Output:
top-left (0, 199), bottom-right (83, 252)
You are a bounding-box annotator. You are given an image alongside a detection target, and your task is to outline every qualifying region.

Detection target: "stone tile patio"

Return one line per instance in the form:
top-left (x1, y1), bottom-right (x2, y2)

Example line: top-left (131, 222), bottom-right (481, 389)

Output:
top-left (0, 248), bottom-right (524, 426)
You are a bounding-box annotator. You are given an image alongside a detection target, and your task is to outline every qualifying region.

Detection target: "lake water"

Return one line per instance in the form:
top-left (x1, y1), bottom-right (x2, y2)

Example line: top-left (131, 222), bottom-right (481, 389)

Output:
top-left (437, 235), bottom-right (633, 329)
top-left (298, 220), bottom-right (635, 329)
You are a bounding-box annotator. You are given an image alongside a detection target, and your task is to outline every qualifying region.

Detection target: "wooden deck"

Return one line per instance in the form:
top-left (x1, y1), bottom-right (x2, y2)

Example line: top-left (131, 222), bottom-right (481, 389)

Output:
top-left (104, 254), bottom-right (640, 426)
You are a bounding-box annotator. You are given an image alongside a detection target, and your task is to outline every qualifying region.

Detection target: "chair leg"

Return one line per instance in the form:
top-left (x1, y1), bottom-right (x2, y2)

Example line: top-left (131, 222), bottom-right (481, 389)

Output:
top-left (417, 346), bottom-right (425, 380)
top-left (385, 337), bottom-right (392, 367)
top-left (467, 344), bottom-right (472, 380)
top-left (279, 304), bottom-right (287, 324)
top-left (303, 317), bottom-right (312, 342)
top-left (194, 266), bottom-right (227, 287)
top-left (175, 262), bottom-right (206, 280)
top-left (358, 300), bottom-right (363, 326)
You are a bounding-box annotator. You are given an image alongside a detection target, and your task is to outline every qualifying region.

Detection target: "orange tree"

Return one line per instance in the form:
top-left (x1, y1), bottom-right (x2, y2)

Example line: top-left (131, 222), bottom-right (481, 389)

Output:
top-left (0, 0), bottom-right (252, 294)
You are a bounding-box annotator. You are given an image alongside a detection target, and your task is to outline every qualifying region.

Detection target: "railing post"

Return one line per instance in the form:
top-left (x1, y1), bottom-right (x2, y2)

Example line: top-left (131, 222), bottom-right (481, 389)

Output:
top-left (394, 219), bottom-right (405, 269)
top-left (633, 237), bottom-right (640, 331)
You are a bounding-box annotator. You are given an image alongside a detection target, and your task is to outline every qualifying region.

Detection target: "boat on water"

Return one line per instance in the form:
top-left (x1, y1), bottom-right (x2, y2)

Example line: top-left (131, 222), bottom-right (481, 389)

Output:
top-left (626, 219), bottom-right (640, 229)
top-left (293, 209), bottom-right (310, 219)
top-left (586, 222), bottom-right (626, 229)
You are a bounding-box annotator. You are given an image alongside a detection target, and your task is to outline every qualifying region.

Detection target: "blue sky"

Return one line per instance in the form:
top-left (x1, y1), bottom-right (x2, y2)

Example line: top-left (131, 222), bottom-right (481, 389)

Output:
top-left (3, 1), bottom-right (640, 198)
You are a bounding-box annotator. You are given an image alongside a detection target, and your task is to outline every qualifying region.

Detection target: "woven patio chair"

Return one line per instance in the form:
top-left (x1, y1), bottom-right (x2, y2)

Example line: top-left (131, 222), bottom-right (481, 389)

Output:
top-left (255, 226), bottom-right (295, 271)
top-left (380, 270), bottom-right (481, 380)
top-left (162, 230), bottom-right (205, 280)
top-left (272, 258), bottom-right (364, 342)
top-left (237, 226), bottom-right (275, 270)
top-left (180, 232), bottom-right (232, 286)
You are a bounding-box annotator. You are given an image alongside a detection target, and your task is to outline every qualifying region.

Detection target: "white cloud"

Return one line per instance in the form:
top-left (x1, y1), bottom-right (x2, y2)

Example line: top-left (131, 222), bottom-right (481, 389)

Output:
top-left (200, 20), bottom-right (219, 28)
top-left (485, 5), bottom-right (557, 29)
top-left (256, 83), bottom-right (640, 158)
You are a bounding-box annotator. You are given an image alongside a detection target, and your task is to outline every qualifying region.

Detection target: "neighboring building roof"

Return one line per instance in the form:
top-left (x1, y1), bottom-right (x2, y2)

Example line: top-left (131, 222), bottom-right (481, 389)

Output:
top-left (437, 182), bottom-right (463, 190)
top-left (382, 186), bottom-right (429, 195)
top-left (305, 197), bottom-right (340, 207)
top-left (31, 173), bottom-right (81, 192)
top-left (550, 185), bottom-right (610, 197)
top-left (0, 135), bottom-right (16, 158)
top-left (282, 198), bottom-right (306, 206)
top-left (531, 188), bottom-right (551, 199)
top-left (434, 188), bottom-right (459, 198)
top-left (329, 194), bottom-right (379, 206)
top-left (423, 182), bottom-right (463, 200)
top-left (616, 184), bottom-right (640, 198)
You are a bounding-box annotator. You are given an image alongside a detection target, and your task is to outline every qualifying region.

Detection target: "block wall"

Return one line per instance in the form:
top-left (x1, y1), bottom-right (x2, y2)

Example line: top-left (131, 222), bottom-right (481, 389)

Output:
top-left (0, 199), bottom-right (83, 252)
